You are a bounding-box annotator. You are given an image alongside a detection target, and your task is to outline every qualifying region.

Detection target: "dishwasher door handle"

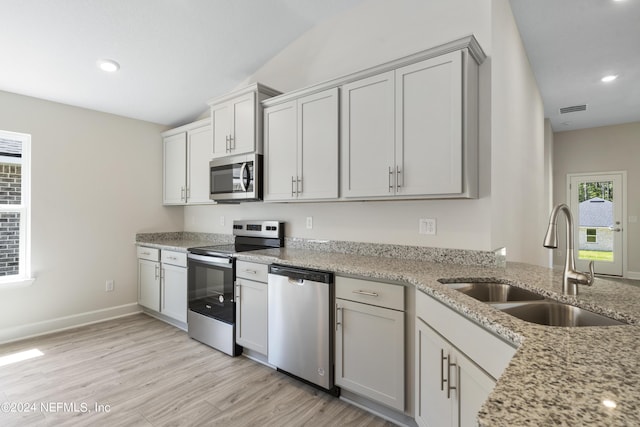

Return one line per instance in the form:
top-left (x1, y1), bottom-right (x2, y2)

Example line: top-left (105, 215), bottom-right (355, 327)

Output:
top-left (288, 277), bottom-right (304, 286)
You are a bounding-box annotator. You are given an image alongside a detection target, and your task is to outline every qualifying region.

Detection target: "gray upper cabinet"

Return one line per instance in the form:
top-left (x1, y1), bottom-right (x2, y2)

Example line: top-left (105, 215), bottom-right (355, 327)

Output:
top-left (208, 83), bottom-right (281, 159)
top-left (162, 119), bottom-right (214, 205)
top-left (263, 87), bottom-right (339, 202)
top-left (341, 72), bottom-right (395, 198)
top-left (341, 48), bottom-right (479, 200)
top-left (262, 36), bottom-right (484, 203)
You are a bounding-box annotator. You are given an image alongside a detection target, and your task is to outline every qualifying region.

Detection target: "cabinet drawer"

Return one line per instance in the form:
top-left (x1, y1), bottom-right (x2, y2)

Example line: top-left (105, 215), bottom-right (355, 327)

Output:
top-left (137, 246), bottom-right (159, 262)
top-left (336, 276), bottom-right (404, 311)
top-left (161, 250), bottom-right (187, 267)
top-left (236, 261), bottom-right (269, 282)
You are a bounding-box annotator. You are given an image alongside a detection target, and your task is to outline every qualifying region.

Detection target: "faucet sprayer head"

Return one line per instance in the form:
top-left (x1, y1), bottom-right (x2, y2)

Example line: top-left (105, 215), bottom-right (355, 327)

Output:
top-left (543, 222), bottom-right (558, 248)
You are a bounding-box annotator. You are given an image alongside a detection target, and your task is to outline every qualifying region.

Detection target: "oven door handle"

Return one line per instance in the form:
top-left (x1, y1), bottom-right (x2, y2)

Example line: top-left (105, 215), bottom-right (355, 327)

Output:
top-left (187, 253), bottom-right (232, 266)
top-left (239, 162), bottom-right (248, 192)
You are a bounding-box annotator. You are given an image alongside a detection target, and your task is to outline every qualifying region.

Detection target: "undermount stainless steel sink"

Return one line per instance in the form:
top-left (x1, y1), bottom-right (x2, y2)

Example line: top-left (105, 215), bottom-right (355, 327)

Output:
top-left (442, 280), bottom-right (626, 327)
top-left (444, 282), bottom-right (546, 303)
top-left (493, 301), bottom-right (627, 327)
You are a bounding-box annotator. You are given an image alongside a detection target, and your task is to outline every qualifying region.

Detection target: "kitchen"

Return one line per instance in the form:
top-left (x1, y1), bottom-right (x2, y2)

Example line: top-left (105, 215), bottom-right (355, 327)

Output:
top-left (1, 0), bottom-right (639, 426)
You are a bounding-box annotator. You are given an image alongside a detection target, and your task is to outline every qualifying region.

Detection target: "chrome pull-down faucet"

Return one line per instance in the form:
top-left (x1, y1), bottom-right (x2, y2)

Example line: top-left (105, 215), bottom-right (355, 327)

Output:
top-left (543, 203), bottom-right (595, 295)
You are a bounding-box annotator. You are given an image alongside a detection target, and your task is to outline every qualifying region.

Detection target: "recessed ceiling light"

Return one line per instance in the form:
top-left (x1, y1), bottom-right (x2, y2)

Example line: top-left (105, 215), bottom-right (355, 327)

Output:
top-left (601, 75), bottom-right (618, 83)
top-left (97, 59), bottom-right (120, 73)
top-left (602, 399), bottom-right (617, 409)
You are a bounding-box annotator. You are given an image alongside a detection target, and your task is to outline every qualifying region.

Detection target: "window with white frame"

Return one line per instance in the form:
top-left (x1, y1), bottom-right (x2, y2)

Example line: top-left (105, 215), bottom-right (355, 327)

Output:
top-left (0, 130), bottom-right (31, 283)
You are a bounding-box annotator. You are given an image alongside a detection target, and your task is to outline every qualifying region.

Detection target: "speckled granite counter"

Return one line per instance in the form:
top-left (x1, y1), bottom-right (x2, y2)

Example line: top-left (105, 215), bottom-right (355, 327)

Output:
top-left (234, 248), bottom-right (640, 427)
top-left (134, 236), bottom-right (640, 426)
top-left (135, 232), bottom-right (233, 252)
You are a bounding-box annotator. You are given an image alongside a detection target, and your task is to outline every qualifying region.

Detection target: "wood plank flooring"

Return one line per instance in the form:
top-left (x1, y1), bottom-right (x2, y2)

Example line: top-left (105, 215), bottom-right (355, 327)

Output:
top-left (0, 314), bottom-right (395, 427)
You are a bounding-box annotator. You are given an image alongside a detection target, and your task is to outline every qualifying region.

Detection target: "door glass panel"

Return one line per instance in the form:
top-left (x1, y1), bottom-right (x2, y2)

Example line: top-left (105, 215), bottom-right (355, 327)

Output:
top-left (577, 180), bottom-right (614, 263)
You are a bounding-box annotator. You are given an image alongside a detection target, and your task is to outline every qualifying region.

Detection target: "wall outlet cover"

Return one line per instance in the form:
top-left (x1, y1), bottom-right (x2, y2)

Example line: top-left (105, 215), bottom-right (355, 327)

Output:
top-left (419, 218), bottom-right (436, 235)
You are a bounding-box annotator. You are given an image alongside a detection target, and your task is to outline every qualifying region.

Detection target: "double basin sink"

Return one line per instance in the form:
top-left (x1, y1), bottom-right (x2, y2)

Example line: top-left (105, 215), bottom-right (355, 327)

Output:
top-left (443, 282), bottom-right (626, 327)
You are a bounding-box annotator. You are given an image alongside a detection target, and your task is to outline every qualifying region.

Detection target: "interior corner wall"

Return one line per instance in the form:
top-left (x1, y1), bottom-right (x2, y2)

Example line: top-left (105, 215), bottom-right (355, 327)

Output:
top-left (544, 119), bottom-right (555, 267)
top-left (186, 0), bottom-right (495, 252)
top-left (553, 122), bottom-right (640, 276)
top-left (489, 0), bottom-right (548, 266)
top-left (0, 90), bottom-right (183, 340)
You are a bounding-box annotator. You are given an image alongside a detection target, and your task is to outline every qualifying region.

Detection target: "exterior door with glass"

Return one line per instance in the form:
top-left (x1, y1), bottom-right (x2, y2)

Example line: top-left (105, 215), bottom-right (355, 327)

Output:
top-left (569, 172), bottom-right (624, 276)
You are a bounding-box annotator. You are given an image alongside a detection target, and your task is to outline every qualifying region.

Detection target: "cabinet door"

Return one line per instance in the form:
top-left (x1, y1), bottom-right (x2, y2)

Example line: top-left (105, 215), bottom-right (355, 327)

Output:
top-left (415, 318), bottom-right (453, 427)
top-left (163, 132), bottom-right (187, 205)
top-left (416, 317), bottom-right (496, 427)
top-left (187, 124), bottom-right (214, 204)
top-left (263, 100), bottom-right (297, 201)
top-left (235, 277), bottom-right (268, 355)
top-left (335, 298), bottom-right (404, 411)
top-left (230, 92), bottom-right (256, 155)
top-left (455, 350), bottom-right (495, 427)
top-left (138, 259), bottom-right (160, 311)
top-left (161, 263), bottom-right (187, 323)
top-left (211, 102), bottom-right (231, 158)
top-left (298, 88), bottom-right (339, 200)
top-left (341, 71), bottom-right (395, 198)
top-left (396, 51), bottom-right (463, 196)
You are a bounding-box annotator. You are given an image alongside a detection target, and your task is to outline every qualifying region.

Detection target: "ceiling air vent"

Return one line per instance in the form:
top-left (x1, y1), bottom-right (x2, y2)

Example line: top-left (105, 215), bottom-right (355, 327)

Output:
top-left (559, 104), bottom-right (587, 114)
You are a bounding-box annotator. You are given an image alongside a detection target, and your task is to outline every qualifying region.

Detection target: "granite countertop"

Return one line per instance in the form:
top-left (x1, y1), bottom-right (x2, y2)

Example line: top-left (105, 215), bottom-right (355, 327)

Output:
top-left (135, 237), bottom-right (640, 426)
top-left (236, 248), bottom-right (640, 427)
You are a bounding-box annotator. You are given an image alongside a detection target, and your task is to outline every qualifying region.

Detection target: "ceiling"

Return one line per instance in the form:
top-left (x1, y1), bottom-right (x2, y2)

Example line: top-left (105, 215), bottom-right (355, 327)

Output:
top-left (510, 0), bottom-right (640, 132)
top-left (0, 0), bottom-right (364, 127)
top-left (1, 1), bottom-right (638, 132)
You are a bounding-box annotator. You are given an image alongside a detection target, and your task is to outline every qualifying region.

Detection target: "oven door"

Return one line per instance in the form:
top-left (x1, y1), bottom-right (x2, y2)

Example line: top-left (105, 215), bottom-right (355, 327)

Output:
top-left (210, 153), bottom-right (261, 202)
top-left (187, 253), bottom-right (235, 324)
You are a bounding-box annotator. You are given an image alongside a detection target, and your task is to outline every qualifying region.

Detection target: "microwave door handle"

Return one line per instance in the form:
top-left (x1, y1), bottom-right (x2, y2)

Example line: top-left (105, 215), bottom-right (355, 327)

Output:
top-left (239, 162), bottom-right (248, 191)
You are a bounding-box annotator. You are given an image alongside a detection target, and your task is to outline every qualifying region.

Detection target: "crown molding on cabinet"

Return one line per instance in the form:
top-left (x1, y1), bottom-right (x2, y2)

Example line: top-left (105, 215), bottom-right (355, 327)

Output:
top-left (207, 83), bottom-right (281, 108)
top-left (262, 34), bottom-right (486, 107)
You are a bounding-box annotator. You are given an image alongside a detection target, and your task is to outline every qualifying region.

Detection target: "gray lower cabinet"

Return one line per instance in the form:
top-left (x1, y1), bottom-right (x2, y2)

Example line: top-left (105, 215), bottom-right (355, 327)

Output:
top-left (415, 318), bottom-right (494, 427)
top-left (137, 246), bottom-right (187, 325)
top-left (335, 277), bottom-right (405, 411)
top-left (137, 247), bottom-right (160, 312)
top-left (415, 291), bottom-right (516, 427)
top-left (235, 261), bottom-right (269, 355)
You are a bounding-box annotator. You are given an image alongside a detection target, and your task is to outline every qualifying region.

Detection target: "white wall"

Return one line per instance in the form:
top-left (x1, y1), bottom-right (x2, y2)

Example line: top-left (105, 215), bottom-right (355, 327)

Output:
top-left (0, 90), bottom-right (183, 341)
top-left (188, 0), bottom-right (548, 267)
top-left (187, 0), bottom-right (496, 252)
top-left (553, 122), bottom-right (640, 276)
top-left (489, 0), bottom-right (548, 266)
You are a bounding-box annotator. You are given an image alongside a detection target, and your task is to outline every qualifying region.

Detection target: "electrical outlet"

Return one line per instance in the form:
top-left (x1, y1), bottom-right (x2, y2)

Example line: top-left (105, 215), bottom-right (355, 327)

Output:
top-left (306, 216), bottom-right (313, 229)
top-left (220, 216), bottom-right (225, 226)
top-left (106, 280), bottom-right (114, 292)
top-left (419, 218), bottom-right (436, 235)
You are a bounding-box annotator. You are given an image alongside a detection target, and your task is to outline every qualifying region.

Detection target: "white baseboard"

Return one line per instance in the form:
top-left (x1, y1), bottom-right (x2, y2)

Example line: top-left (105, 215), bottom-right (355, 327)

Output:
top-left (627, 271), bottom-right (640, 280)
top-left (0, 303), bottom-right (142, 345)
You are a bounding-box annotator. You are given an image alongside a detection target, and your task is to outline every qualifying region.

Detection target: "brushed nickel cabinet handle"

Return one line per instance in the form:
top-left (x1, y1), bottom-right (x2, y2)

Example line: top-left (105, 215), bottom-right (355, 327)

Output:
top-left (353, 290), bottom-right (379, 297)
top-left (447, 357), bottom-right (457, 399)
top-left (388, 167), bottom-right (393, 192)
top-left (396, 165), bottom-right (402, 190)
top-left (441, 349), bottom-right (446, 392)
top-left (336, 305), bottom-right (343, 331)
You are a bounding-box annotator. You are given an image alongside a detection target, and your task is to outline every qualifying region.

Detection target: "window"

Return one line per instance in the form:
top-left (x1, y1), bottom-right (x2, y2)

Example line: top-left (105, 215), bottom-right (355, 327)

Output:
top-left (586, 228), bottom-right (597, 244)
top-left (0, 130), bottom-right (31, 285)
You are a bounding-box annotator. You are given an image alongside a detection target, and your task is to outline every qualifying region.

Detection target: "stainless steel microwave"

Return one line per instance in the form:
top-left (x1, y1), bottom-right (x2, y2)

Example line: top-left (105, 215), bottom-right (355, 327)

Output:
top-left (210, 153), bottom-right (262, 202)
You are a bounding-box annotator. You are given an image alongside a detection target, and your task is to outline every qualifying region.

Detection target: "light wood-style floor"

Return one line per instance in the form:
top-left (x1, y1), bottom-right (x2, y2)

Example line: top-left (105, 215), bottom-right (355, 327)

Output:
top-left (0, 314), bottom-right (395, 426)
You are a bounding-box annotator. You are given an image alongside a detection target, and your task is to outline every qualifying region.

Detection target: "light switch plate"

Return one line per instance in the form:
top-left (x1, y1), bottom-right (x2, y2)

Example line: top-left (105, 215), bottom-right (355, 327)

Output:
top-left (306, 217), bottom-right (313, 229)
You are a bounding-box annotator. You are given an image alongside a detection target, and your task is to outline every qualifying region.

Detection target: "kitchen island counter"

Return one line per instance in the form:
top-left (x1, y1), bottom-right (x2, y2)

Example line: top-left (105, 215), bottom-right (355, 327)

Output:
top-left (235, 247), bottom-right (640, 427)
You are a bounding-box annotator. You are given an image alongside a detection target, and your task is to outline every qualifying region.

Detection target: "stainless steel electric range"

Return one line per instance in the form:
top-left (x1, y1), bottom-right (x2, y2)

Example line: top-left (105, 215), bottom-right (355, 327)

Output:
top-left (186, 220), bottom-right (284, 356)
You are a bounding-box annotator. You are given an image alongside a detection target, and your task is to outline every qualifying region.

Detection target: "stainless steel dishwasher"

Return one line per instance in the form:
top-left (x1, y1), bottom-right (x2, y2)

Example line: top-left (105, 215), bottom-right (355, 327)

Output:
top-left (268, 264), bottom-right (338, 395)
